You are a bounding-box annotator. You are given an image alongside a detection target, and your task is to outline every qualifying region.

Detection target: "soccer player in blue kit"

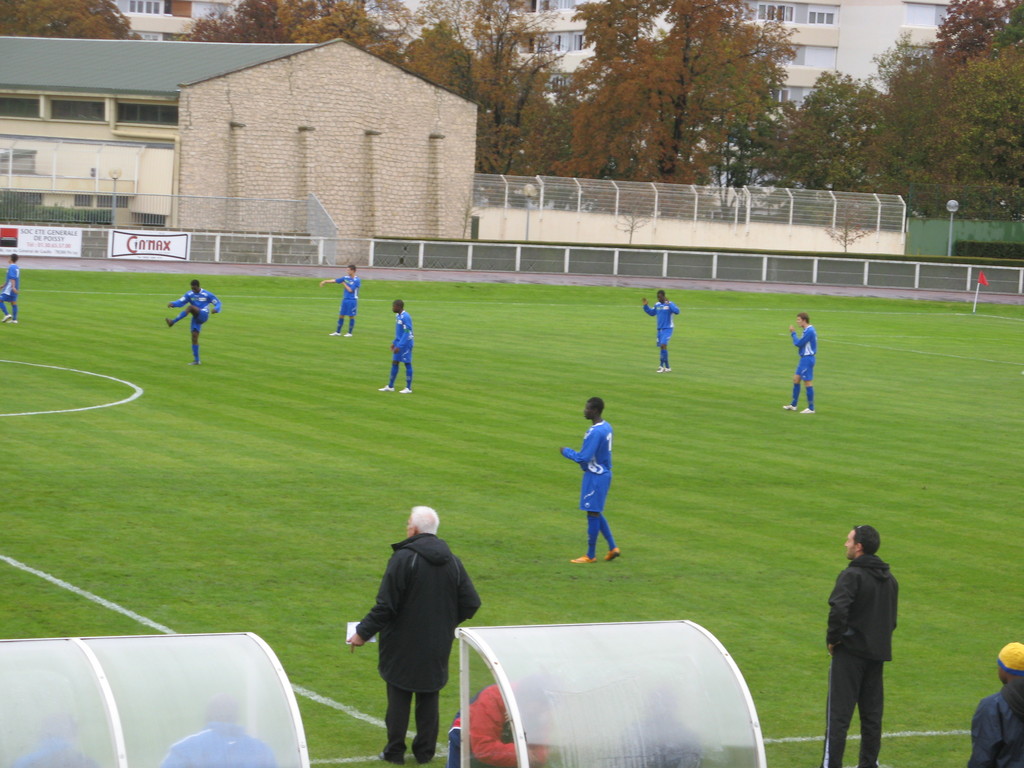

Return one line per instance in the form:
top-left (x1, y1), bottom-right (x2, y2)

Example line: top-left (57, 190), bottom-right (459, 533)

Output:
top-left (1, 253), bottom-right (20, 324)
top-left (379, 299), bottom-right (414, 394)
top-left (165, 279), bottom-right (222, 365)
top-left (784, 311), bottom-right (816, 414)
top-left (320, 264), bottom-right (361, 336)
top-left (560, 396), bottom-right (621, 564)
top-left (642, 290), bottom-right (680, 372)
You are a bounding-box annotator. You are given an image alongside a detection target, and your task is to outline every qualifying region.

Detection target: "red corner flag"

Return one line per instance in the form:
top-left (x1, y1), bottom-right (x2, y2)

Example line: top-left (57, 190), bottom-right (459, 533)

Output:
top-left (978, 271), bottom-right (989, 286)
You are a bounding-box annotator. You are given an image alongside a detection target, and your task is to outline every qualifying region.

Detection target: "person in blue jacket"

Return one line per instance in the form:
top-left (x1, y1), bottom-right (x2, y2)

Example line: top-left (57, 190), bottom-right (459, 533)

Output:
top-left (642, 290), bottom-right (680, 372)
top-left (560, 397), bottom-right (620, 564)
top-left (968, 642), bottom-right (1024, 768)
top-left (160, 694), bottom-right (277, 768)
top-left (166, 279), bottom-right (222, 365)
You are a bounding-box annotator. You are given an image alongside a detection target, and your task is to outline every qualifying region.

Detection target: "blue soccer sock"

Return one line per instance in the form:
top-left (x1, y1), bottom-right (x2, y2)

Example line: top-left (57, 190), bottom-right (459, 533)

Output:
top-left (598, 514), bottom-right (617, 550)
top-left (348, 319), bottom-right (355, 333)
top-left (405, 364), bottom-right (413, 389)
top-left (586, 515), bottom-right (601, 559)
top-left (11, 304), bottom-right (16, 321)
top-left (388, 363), bottom-right (399, 387)
top-left (661, 350), bottom-right (669, 367)
top-left (791, 382), bottom-right (801, 406)
top-left (0, 301), bottom-right (7, 316)
top-left (192, 344), bottom-right (199, 363)
top-left (806, 386), bottom-right (814, 411)
top-left (336, 318), bottom-right (343, 332)
top-left (171, 310), bottom-right (188, 325)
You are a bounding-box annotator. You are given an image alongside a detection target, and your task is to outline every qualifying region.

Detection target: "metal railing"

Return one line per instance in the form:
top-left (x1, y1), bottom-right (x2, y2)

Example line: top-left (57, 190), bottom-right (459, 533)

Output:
top-left (474, 174), bottom-right (907, 235)
top-left (370, 238), bottom-right (1024, 295)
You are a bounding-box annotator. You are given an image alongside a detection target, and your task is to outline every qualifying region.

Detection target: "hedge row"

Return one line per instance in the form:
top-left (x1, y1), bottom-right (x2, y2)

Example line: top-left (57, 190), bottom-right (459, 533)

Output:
top-left (954, 240), bottom-right (1024, 261)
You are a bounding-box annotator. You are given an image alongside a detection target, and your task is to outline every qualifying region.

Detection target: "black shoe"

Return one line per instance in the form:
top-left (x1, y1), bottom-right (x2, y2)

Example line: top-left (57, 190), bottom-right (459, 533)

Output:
top-left (378, 753), bottom-right (405, 765)
top-left (415, 755), bottom-right (434, 765)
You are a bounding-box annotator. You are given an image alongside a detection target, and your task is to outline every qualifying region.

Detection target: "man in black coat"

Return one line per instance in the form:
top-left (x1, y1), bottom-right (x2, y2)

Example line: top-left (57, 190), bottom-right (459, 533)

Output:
top-left (820, 524), bottom-right (898, 768)
top-left (349, 506), bottom-right (481, 765)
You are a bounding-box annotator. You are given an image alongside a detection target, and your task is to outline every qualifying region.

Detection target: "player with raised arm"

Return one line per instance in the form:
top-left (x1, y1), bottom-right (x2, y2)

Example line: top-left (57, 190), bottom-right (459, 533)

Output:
top-left (166, 279), bottom-right (222, 365)
top-left (319, 264), bottom-right (360, 336)
top-left (642, 289), bottom-right (680, 372)
top-left (1, 254), bottom-right (20, 324)
top-left (784, 312), bottom-right (817, 414)
top-left (560, 396), bottom-right (620, 564)
top-left (379, 299), bottom-right (414, 394)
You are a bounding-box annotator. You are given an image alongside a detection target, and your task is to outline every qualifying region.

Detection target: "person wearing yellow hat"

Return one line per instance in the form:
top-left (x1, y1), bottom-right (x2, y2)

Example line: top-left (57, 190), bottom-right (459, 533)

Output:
top-left (968, 641), bottom-right (1024, 768)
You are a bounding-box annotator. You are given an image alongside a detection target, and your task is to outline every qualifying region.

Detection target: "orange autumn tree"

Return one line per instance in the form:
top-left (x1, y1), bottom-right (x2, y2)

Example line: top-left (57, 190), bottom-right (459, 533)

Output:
top-left (561, 0), bottom-right (793, 183)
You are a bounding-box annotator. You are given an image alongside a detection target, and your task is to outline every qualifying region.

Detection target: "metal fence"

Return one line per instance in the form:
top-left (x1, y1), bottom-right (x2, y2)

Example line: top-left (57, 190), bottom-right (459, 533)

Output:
top-left (474, 175), bottom-right (907, 235)
top-left (0, 187), bottom-right (331, 236)
top-left (370, 239), bottom-right (1024, 295)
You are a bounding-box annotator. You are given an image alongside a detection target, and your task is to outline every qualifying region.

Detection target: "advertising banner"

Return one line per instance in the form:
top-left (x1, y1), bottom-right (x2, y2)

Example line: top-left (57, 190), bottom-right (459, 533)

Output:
top-left (0, 225), bottom-right (83, 257)
top-left (109, 230), bottom-right (190, 261)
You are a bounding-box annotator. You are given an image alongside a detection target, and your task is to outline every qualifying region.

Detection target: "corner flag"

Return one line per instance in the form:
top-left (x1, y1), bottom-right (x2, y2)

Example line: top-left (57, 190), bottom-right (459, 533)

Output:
top-left (973, 271), bottom-right (989, 313)
top-left (978, 271), bottom-right (989, 286)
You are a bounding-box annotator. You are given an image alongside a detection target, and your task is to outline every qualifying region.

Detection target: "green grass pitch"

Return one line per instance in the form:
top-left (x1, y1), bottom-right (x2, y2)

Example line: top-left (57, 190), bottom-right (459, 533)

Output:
top-left (2, 269), bottom-right (1022, 767)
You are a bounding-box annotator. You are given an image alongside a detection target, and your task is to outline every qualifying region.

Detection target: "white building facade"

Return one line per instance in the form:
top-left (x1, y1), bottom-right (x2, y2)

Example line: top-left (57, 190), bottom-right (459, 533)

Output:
top-left (114, 0), bottom-right (235, 40)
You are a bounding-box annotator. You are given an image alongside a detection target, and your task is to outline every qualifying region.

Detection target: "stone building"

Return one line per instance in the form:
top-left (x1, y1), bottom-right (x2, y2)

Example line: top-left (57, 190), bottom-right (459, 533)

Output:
top-left (0, 37), bottom-right (477, 239)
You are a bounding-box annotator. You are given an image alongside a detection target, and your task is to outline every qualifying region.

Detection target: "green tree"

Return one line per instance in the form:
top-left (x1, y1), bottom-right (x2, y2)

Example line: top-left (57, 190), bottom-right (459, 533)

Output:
top-left (0, 0), bottom-right (133, 38)
top-left (934, 0), bottom-right (1014, 65)
top-left (764, 72), bottom-right (880, 190)
top-left (404, 0), bottom-right (563, 174)
top-left (558, 0), bottom-right (793, 183)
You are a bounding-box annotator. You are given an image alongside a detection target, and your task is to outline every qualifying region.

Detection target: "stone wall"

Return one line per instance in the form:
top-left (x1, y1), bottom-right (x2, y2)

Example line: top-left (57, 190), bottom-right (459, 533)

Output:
top-left (177, 40), bottom-right (477, 239)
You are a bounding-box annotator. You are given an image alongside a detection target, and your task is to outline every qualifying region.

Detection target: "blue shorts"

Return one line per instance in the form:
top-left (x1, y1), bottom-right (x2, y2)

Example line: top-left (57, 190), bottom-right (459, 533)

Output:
top-left (795, 356), bottom-right (815, 380)
top-left (580, 471), bottom-right (611, 513)
top-left (340, 299), bottom-right (358, 316)
top-left (393, 344), bottom-right (413, 364)
top-left (657, 328), bottom-right (674, 346)
top-left (190, 308), bottom-right (212, 333)
top-left (0, 293), bottom-right (15, 303)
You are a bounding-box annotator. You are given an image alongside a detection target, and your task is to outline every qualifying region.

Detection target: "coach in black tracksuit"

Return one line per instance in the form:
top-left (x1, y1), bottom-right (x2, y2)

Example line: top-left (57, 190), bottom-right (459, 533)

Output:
top-left (821, 525), bottom-right (898, 768)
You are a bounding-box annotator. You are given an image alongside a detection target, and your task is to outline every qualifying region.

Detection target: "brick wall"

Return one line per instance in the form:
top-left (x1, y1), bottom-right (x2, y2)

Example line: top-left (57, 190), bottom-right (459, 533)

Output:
top-left (178, 40), bottom-right (477, 240)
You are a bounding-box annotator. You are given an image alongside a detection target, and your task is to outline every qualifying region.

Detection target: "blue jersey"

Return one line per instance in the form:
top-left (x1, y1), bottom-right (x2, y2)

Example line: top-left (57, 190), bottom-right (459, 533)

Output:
top-left (561, 420), bottom-right (613, 475)
top-left (170, 289), bottom-right (222, 313)
top-left (792, 324), bottom-right (816, 357)
top-left (336, 275), bottom-right (360, 300)
top-left (393, 310), bottom-right (413, 348)
top-left (2, 263), bottom-right (19, 295)
top-left (643, 301), bottom-right (679, 330)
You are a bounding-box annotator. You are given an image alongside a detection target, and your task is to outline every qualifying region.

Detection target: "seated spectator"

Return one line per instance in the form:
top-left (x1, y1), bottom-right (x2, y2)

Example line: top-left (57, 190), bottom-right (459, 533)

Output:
top-left (446, 684), bottom-right (548, 768)
top-left (968, 641), bottom-right (1024, 768)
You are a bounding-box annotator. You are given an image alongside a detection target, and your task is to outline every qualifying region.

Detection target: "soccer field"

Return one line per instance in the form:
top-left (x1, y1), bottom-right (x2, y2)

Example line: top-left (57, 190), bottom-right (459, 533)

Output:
top-left (3, 270), bottom-right (1022, 768)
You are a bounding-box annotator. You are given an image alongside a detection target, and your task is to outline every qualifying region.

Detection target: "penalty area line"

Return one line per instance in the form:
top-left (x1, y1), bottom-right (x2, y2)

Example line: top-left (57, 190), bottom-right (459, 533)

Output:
top-left (0, 553), bottom-right (385, 730)
top-left (764, 729), bottom-right (969, 744)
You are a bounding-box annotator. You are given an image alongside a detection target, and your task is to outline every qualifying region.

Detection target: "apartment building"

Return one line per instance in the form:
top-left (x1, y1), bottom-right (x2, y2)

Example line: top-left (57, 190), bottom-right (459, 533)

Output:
top-left (537, 0), bottom-right (951, 99)
top-left (113, 0), bottom-right (235, 40)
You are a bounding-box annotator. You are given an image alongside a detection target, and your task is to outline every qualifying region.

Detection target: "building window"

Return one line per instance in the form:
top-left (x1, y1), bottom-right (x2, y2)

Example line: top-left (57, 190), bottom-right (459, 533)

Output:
top-left (770, 89), bottom-right (792, 102)
top-left (0, 149), bottom-right (37, 174)
top-left (134, 212), bottom-right (167, 226)
top-left (905, 3), bottom-right (946, 26)
top-left (758, 3), bottom-right (794, 21)
top-left (74, 194), bottom-right (94, 207)
top-left (96, 195), bottom-right (129, 209)
top-left (807, 5), bottom-right (836, 24)
top-left (0, 96), bottom-right (39, 118)
top-left (117, 102), bottom-right (179, 125)
top-left (793, 45), bottom-right (837, 67)
top-left (127, 0), bottom-right (165, 13)
top-left (51, 99), bottom-right (105, 121)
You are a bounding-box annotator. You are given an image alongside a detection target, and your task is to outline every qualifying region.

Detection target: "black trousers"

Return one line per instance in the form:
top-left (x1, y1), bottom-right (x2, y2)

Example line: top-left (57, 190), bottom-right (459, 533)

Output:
top-left (822, 648), bottom-right (885, 768)
top-left (384, 682), bottom-right (440, 764)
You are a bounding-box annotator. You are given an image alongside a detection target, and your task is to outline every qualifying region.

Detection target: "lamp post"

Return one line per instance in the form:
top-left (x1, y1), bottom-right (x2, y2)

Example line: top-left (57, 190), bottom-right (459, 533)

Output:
top-left (946, 199), bottom-right (959, 258)
top-left (109, 168), bottom-right (122, 227)
top-left (522, 183), bottom-right (538, 242)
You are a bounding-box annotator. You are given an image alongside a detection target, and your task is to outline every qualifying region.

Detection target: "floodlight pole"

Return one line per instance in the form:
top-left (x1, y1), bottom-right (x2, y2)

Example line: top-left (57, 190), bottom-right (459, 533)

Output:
top-left (109, 168), bottom-right (122, 227)
top-left (522, 183), bottom-right (538, 242)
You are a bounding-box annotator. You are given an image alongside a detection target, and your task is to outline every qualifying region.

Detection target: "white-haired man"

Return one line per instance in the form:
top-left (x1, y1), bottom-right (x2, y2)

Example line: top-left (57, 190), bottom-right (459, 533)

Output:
top-left (349, 507), bottom-right (481, 765)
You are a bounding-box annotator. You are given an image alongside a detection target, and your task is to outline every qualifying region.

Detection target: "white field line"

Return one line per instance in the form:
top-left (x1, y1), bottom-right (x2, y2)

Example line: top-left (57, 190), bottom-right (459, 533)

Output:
top-left (0, 360), bottom-right (144, 417)
top-left (0, 555), bottom-right (975, 754)
top-left (825, 339), bottom-right (1023, 367)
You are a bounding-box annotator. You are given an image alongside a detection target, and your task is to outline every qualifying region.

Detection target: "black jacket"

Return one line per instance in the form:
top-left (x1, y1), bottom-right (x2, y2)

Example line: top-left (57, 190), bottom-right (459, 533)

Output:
top-left (357, 533), bottom-right (481, 692)
top-left (826, 553), bottom-right (898, 661)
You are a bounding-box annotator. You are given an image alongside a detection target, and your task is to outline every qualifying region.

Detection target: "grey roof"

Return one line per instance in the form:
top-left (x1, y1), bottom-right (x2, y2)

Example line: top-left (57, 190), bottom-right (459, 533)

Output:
top-left (0, 37), bottom-right (319, 99)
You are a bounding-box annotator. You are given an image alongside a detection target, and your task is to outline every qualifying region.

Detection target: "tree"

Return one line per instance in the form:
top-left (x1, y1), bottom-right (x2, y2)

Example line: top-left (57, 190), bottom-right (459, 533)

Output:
top-left (825, 203), bottom-right (874, 252)
top-left (404, 0), bottom-right (563, 174)
top-left (187, 0), bottom-right (292, 42)
top-left (557, 0), bottom-right (793, 183)
top-left (934, 0), bottom-right (1013, 65)
top-left (763, 72), bottom-right (880, 191)
top-left (0, 0), bottom-right (133, 38)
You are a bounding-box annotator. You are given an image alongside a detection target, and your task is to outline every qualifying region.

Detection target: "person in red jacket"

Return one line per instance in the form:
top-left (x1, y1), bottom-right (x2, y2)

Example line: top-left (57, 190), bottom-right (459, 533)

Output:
top-left (446, 684), bottom-right (548, 768)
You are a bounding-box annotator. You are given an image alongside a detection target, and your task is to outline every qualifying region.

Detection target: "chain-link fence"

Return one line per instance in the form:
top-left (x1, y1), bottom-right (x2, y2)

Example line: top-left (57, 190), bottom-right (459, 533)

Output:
top-left (475, 175), bottom-right (906, 234)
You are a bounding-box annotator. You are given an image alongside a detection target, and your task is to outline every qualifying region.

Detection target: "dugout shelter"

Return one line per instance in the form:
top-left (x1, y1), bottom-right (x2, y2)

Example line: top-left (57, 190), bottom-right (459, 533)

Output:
top-left (0, 632), bottom-right (307, 768)
top-left (457, 621), bottom-right (764, 768)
